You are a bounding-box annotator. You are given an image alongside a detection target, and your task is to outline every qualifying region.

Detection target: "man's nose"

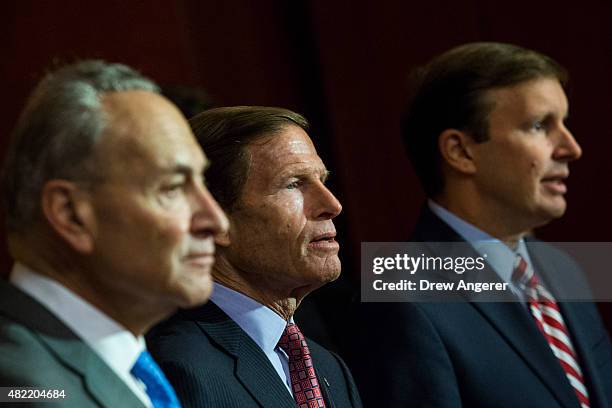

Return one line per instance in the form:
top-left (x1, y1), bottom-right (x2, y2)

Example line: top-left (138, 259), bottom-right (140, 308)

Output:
top-left (310, 182), bottom-right (342, 221)
top-left (191, 184), bottom-right (229, 238)
top-left (554, 124), bottom-right (582, 162)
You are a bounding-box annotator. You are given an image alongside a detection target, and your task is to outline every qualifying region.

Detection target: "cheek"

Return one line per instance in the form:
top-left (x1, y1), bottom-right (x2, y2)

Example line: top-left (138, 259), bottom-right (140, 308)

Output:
top-left (522, 141), bottom-right (550, 173)
top-left (160, 213), bottom-right (191, 246)
top-left (530, 160), bottom-right (541, 178)
top-left (140, 210), bottom-right (192, 258)
top-left (265, 195), bottom-right (305, 234)
top-left (511, 157), bottom-right (540, 192)
top-left (278, 192), bottom-right (303, 213)
top-left (502, 142), bottom-right (542, 180)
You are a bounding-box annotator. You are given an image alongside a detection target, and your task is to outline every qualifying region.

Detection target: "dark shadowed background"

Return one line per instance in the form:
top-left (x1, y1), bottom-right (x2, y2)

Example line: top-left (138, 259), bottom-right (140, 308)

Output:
top-left (1, 0), bottom-right (611, 347)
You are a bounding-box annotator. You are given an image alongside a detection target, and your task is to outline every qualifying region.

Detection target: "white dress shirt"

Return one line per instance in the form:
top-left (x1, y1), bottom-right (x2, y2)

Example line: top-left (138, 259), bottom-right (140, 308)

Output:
top-left (10, 263), bottom-right (153, 408)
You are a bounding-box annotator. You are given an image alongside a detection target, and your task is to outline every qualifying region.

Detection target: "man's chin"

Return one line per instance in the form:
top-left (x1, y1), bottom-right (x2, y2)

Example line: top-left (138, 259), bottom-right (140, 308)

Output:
top-left (318, 255), bottom-right (341, 280)
top-left (316, 266), bottom-right (342, 285)
top-left (298, 263), bottom-right (341, 289)
top-left (529, 202), bottom-right (567, 230)
top-left (291, 269), bottom-right (340, 302)
top-left (177, 276), bottom-right (214, 308)
top-left (543, 199), bottom-right (567, 219)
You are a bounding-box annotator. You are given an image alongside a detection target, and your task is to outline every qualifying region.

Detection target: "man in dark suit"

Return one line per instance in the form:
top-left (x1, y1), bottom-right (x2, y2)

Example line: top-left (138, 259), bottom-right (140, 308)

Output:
top-left (0, 60), bottom-right (228, 407)
top-left (353, 43), bottom-right (612, 407)
top-left (148, 106), bottom-right (363, 408)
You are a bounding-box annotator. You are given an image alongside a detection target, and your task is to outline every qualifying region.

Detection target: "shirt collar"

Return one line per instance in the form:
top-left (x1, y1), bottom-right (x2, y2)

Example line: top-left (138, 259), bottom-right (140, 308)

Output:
top-left (210, 282), bottom-right (289, 353)
top-left (428, 200), bottom-right (533, 285)
top-left (9, 263), bottom-right (145, 376)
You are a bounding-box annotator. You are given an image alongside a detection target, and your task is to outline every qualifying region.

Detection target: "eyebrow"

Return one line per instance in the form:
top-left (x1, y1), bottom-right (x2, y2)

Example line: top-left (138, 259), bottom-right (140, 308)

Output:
top-left (159, 161), bottom-right (208, 177)
top-left (278, 166), bottom-right (330, 180)
top-left (538, 106), bottom-right (569, 120)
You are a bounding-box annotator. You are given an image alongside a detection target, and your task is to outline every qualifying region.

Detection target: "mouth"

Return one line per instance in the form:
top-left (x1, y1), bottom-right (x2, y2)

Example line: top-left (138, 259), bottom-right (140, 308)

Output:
top-left (308, 232), bottom-right (340, 251)
top-left (541, 174), bottom-right (568, 194)
top-left (183, 253), bottom-right (215, 269)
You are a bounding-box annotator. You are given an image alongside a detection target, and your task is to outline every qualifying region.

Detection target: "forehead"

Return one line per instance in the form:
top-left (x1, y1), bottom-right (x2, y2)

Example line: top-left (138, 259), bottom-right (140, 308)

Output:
top-left (486, 77), bottom-right (568, 120)
top-left (98, 91), bottom-right (205, 176)
top-left (246, 126), bottom-right (325, 179)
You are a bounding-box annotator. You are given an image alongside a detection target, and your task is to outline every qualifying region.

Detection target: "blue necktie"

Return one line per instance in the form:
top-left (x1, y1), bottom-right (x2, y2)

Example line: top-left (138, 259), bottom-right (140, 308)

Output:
top-left (130, 350), bottom-right (182, 408)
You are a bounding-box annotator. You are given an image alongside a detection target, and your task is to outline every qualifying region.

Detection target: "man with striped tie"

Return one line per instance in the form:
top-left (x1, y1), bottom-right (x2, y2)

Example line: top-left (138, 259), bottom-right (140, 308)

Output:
top-left (354, 43), bottom-right (612, 407)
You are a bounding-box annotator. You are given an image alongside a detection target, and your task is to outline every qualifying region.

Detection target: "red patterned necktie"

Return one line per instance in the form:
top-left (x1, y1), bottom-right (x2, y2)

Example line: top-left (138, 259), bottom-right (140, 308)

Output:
top-left (277, 323), bottom-right (327, 408)
top-left (512, 255), bottom-right (590, 408)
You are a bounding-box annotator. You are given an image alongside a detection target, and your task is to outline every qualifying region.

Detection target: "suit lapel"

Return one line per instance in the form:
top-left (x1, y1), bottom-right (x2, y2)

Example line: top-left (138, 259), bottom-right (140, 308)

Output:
top-left (412, 206), bottom-right (581, 408)
top-left (555, 302), bottom-right (608, 408)
top-left (528, 248), bottom-right (608, 408)
top-left (469, 302), bottom-right (579, 408)
top-left (39, 334), bottom-right (147, 407)
top-left (0, 280), bottom-right (146, 408)
top-left (189, 303), bottom-right (296, 408)
top-left (309, 349), bottom-right (336, 408)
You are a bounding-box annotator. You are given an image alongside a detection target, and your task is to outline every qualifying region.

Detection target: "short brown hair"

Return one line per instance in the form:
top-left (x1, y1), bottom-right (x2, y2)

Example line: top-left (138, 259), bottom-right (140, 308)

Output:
top-left (401, 42), bottom-right (568, 197)
top-left (189, 106), bottom-right (309, 210)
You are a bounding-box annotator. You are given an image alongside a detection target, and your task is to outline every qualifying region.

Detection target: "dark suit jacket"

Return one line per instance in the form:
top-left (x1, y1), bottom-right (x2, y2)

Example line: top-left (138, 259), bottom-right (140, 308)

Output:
top-left (147, 301), bottom-right (363, 408)
top-left (351, 206), bottom-right (612, 408)
top-left (0, 279), bottom-right (147, 408)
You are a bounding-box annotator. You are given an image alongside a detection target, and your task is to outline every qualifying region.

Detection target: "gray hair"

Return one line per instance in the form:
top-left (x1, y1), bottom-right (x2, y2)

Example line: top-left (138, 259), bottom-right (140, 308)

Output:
top-left (2, 60), bottom-right (160, 232)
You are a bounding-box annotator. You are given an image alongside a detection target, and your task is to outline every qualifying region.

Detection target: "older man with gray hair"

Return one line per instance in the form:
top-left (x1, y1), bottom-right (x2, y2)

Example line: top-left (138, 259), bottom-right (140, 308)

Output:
top-left (0, 60), bottom-right (228, 407)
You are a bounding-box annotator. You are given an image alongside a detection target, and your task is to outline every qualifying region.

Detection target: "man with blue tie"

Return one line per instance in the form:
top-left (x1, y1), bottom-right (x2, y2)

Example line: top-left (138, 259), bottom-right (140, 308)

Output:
top-left (353, 42), bottom-right (612, 407)
top-left (0, 60), bottom-right (228, 407)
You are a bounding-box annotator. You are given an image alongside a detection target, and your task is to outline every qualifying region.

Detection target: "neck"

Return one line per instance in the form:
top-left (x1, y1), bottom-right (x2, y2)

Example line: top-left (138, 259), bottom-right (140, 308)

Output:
top-left (433, 194), bottom-right (527, 248)
top-left (212, 255), bottom-right (300, 321)
top-left (9, 232), bottom-right (173, 336)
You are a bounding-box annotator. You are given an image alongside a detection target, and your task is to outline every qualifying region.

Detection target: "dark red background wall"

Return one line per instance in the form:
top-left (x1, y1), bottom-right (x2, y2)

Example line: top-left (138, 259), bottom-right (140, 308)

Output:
top-left (2, 0), bottom-right (611, 331)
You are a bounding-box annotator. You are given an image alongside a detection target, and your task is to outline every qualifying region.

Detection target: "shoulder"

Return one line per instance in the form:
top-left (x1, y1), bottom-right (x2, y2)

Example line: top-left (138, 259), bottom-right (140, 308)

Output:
top-left (307, 337), bottom-right (363, 408)
top-left (410, 204), bottom-right (463, 242)
top-left (351, 301), bottom-right (476, 367)
top-left (357, 300), bottom-right (469, 332)
top-left (525, 239), bottom-right (578, 265)
top-left (0, 314), bottom-right (79, 387)
top-left (348, 302), bottom-right (484, 407)
top-left (147, 303), bottom-right (244, 376)
top-left (147, 305), bottom-right (290, 408)
top-left (148, 306), bottom-right (241, 406)
top-left (525, 239), bottom-right (593, 297)
top-left (147, 307), bottom-right (219, 362)
top-left (308, 337), bottom-right (344, 368)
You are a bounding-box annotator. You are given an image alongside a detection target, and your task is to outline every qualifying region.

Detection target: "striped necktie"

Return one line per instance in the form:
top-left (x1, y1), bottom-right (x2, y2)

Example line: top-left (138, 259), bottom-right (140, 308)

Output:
top-left (278, 323), bottom-right (327, 408)
top-left (512, 255), bottom-right (590, 408)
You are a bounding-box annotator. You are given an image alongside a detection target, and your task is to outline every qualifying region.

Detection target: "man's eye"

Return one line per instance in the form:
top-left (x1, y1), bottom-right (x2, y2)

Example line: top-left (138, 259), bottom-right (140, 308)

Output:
top-left (286, 180), bottom-right (301, 190)
top-left (532, 121), bottom-right (545, 131)
top-left (161, 184), bottom-right (184, 198)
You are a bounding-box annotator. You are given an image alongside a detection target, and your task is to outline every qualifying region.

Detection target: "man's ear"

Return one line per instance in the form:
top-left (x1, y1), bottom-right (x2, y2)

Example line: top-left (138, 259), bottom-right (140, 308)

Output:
top-left (40, 180), bottom-right (95, 254)
top-left (214, 229), bottom-right (231, 247)
top-left (438, 129), bottom-right (477, 175)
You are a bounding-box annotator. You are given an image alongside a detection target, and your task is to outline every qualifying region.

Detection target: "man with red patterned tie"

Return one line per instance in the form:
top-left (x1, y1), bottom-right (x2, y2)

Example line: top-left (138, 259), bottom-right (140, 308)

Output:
top-left (354, 43), bottom-right (612, 407)
top-left (147, 106), bottom-right (362, 408)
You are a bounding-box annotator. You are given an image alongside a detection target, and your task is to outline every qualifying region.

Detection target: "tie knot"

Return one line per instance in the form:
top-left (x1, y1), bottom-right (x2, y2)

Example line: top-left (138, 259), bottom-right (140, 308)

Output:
top-left (277, 322), bottom-right (309, 361)
top-left (131, 351), bottom-right (181, 408)
top-left (511, 254), bottom-right (538, 289)
top-left (511, 255), bottom-right (556, 303)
